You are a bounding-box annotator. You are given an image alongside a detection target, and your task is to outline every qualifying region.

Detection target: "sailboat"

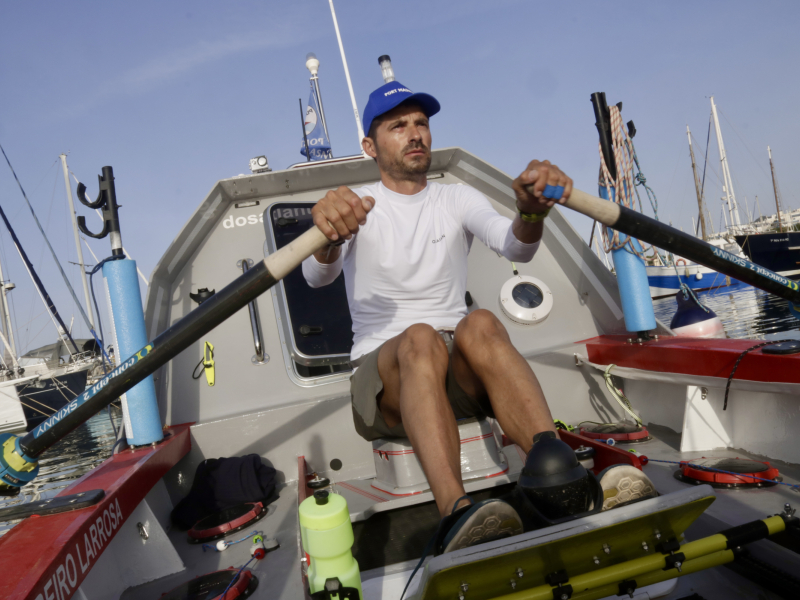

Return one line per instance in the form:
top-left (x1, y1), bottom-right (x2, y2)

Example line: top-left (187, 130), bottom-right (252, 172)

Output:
top-left (733, 145), bottom-right (800, 277)
top-left (645, 101), bottom-right (750, 299)
top-left (0, 153), bottom-right (102, 432)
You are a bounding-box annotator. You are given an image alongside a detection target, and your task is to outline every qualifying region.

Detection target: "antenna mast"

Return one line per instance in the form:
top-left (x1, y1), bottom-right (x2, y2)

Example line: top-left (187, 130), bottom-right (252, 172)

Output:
top-left (328, 0), bottom-right (366, 154)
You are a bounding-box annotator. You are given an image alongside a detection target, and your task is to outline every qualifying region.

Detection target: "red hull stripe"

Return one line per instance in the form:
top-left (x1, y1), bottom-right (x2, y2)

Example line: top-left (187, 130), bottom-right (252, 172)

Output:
top-left (372, 433), bottom-right (493, 456)
top-left (0, 423), bottom-right (192, 600)
top-left (338, 481), bottom-right (388, 503)
top-left (582, 335), bottom-right (800, 384)
top-left (484, 465), bottom-right (510, 478)
top-left (369, 484), bottom-right (423, 497)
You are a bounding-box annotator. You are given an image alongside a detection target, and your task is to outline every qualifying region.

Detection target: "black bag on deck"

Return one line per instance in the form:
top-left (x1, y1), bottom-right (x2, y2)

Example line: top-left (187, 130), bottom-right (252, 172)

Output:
top-left (171, 454), bottom-right (278, 530)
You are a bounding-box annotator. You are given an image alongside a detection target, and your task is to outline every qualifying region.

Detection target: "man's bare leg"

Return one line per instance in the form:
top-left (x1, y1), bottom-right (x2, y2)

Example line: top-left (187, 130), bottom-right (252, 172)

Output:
top-left (377, 324), bottom-right (470, 517)
top-left (451, 309), bottom-right (556, 454)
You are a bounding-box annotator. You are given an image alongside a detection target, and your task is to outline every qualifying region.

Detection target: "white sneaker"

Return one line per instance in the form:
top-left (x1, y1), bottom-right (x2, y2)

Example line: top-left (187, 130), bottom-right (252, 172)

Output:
top-left (598, 465), bottom-right (657, 510)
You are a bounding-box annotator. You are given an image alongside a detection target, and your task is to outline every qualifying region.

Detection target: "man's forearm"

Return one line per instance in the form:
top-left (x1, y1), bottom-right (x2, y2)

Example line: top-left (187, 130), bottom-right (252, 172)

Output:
top-left (512, 215), bottom-right (545, 244)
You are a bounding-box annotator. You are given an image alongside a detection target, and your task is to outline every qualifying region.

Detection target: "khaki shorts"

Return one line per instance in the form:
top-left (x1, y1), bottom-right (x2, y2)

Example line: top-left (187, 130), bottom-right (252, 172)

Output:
top-left (349, 338), bottom-right (495, 441)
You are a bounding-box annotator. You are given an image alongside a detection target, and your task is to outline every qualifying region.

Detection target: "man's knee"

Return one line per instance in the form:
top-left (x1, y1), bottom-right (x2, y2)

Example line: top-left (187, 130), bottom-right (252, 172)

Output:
top-left (455, 309), bottom-right (508, 350)
top-left (397, 324), bottom-right (448, 370)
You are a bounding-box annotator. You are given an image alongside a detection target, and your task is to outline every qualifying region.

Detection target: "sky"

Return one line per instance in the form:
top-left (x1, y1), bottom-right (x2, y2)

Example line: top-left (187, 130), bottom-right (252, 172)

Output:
top-left (1, 0), bottom-right (799, 355)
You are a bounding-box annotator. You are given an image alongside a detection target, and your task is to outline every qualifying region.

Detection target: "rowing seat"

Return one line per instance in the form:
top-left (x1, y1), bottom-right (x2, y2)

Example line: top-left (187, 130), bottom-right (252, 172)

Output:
top-left (370, 417), bottom-right (509, 496)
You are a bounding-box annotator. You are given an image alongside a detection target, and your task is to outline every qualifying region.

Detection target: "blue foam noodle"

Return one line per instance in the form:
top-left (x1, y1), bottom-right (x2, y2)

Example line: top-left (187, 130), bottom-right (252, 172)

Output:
top-left (103, 259), bottom-right (163, 445)
top-left (599, 186), bottom-right (657, 333)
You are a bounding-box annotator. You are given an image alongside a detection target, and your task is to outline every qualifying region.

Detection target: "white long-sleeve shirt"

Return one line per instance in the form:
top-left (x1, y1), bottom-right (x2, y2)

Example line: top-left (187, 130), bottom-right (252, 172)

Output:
top-left (302, 181), bottom-right (539, 360)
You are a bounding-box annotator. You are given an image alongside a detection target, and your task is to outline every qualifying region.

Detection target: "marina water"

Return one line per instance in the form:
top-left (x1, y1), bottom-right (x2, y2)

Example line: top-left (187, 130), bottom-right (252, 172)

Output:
top-left (0, 410), bottom-right (122, 537)
top-left (654, 284), bottom-right (800, 341)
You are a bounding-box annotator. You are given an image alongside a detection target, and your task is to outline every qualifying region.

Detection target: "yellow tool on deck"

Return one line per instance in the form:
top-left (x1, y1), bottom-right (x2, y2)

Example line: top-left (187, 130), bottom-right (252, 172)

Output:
top-left (192, 341), bottom-right (215, 386)
top-left (203, 342), bottom-right (215, 386)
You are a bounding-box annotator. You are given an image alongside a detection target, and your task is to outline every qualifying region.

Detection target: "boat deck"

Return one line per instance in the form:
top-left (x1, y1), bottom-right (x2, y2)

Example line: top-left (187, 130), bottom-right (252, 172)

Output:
top-left (116, 426), bottom-right (799, 600)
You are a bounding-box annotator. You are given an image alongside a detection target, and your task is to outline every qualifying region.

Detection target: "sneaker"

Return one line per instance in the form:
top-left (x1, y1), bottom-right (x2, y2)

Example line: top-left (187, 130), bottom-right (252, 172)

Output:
top-left (598, 465), bottom-right (658, 510)
top-left (440, 497), bottom-right (523, 553)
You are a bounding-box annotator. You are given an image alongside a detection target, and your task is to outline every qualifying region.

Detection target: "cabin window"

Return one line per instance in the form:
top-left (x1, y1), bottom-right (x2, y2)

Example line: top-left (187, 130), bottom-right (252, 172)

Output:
top-left (265, 202), bottom-right (353, 381)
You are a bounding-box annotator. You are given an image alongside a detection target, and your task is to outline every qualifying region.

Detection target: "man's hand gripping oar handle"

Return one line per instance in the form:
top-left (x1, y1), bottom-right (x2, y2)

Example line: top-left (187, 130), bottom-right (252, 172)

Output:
top-left (538, 185), bottom-right (800, 307)
top-left (0, 226), bottom-right (330, 492)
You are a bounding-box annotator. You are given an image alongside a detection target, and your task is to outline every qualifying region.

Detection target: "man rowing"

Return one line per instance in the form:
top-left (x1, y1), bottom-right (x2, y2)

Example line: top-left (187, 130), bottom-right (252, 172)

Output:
top-left (302, 80), bottom-right (572, 552)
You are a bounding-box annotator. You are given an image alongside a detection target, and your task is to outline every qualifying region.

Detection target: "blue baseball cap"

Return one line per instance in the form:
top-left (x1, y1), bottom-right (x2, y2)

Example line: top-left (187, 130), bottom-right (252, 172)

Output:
top-left (362, 81), bottom-right (440, 138)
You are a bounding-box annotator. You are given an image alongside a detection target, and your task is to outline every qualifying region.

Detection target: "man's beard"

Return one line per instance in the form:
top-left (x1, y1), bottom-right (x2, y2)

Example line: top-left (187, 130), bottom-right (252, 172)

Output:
top-left (377, 141), bottom-right (431, 181)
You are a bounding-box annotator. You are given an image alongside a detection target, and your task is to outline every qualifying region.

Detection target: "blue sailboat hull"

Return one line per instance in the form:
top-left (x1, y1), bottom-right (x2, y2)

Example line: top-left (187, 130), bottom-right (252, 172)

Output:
top-left (734, 232), bottom-right (800, 278)
top-left (646, 265), bottom-right (745, 298)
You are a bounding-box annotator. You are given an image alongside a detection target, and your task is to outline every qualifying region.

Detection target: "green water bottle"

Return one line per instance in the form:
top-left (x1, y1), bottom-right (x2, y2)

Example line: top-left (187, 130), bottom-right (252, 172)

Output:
top-left (299, 490), bottom-right (362, 599)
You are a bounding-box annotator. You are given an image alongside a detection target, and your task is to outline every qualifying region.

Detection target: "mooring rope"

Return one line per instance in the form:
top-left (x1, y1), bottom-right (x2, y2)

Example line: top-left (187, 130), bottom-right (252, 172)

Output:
top-left (597, 105), bottom-right (661, 264)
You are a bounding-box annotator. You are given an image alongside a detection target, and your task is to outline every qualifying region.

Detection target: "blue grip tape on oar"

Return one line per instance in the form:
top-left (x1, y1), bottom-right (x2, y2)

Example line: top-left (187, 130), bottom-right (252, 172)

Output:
top-left (543, 185), bottom-right (564, 199)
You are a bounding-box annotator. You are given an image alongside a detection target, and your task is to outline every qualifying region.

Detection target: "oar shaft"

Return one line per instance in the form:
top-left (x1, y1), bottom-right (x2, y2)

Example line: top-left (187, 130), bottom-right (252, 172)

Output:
top-left (19, 226), bottom-right (329, 458)
top-left (561, 188), bottom-right (800, 305)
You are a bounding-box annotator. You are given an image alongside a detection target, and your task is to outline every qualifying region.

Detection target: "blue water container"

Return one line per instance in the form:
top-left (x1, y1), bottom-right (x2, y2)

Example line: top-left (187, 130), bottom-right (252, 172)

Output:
top-left (599, 186), bottom-right (657, 333)
top-left (104, 259), bottom-right (163, 445)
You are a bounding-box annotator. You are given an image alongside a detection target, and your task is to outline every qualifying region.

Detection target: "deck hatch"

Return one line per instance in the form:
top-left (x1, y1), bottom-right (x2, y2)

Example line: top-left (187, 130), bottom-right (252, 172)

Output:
top-left (265, 202), bottom-right (354, 375)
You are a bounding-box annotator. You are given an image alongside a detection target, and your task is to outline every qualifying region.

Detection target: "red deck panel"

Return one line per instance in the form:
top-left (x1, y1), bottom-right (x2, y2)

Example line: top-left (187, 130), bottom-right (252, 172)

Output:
top-left (0, 423), bottom-right (191, 600)
top-left (581, 335), bottom-right (800, 384)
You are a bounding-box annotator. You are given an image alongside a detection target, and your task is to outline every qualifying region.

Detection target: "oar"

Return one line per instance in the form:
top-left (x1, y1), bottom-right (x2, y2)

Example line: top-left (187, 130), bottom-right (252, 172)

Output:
top-left (0, 226), bottom-right (329, 491)
top-left (555, 188), bottom-right (800, 308)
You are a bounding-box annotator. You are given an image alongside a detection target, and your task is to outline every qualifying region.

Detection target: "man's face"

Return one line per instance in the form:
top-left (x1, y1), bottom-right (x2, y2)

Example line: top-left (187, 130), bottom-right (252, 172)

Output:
top-left (364, 103), bottom-right (432, 180)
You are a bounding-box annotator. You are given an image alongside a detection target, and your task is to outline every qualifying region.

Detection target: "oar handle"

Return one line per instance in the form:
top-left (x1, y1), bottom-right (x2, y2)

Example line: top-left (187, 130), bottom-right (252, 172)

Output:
top-left (266, 225), bottom-right (329, 280)
top-left (523, 184), bottom-right (621, 225)
top-left (561, 188), bottom-right (621, 226)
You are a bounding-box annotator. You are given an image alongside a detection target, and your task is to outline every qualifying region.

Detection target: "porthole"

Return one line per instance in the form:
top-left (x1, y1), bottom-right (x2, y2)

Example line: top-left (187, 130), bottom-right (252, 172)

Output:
top-left (499, 276), bottom-right (553, 325)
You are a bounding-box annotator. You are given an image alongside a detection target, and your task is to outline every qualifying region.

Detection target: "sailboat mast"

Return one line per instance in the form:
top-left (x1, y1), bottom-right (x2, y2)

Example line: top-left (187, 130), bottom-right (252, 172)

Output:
top-left (0, 254), bottom-right (17, 366)
top-left (687, 125), bottom-right (708, 240)
top-left (0, 201), bottom-right (80, 354)
top-left (60, 154), bottom-right (95, 329)
top-left (768, 146), bottom-right (784, 233)
top-left (710, 96), bottom-right (741, 230)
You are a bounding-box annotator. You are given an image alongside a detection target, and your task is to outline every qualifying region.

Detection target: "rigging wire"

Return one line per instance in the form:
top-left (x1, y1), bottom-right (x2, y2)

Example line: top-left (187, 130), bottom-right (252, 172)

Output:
top-left (22, 316), bottom-right (57, 353)
top-left (88, 255), bottom-right (125, 369)
top-left (717, 107), bottom-right (774, 183)
top-left (717, 107), bottom-right (796, 214)
top-left (700, 115), bottom-right (711, 214)
top-left (0, 143), bottom-right (95, 338)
